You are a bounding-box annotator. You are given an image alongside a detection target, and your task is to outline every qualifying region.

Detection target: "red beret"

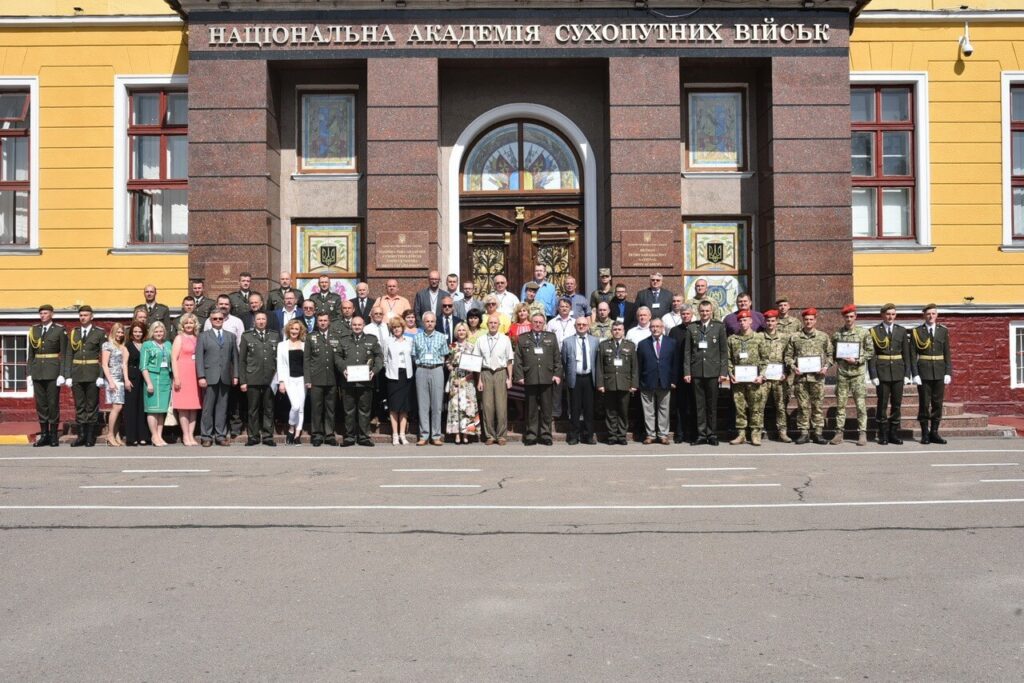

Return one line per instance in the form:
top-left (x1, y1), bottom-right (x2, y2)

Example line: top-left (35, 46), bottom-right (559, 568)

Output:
top-left (737, 310), bottom-right (751, 319)
top-left (801, 307), bottom-right (817, 317)
top-left (841, 304), bottom-right (857, 315)
top-left (763, 309), bottom-right (779, 319)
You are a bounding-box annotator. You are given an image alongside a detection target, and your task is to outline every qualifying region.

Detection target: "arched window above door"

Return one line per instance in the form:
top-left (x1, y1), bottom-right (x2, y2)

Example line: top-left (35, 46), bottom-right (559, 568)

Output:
top-left (462, 120), bottom-right (581, 193)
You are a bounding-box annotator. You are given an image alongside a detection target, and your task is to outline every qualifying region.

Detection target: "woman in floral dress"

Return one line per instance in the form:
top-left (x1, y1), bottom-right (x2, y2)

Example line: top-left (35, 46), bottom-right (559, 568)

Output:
top-left (445, 323), bottom-right (480, 443)
top-left (101, 323), bottom-right (129, 446)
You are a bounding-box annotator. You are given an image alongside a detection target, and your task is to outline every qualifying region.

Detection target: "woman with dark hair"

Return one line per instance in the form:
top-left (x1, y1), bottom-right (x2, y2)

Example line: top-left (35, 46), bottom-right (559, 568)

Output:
top-left (123, 321), bottom-right (151, 446)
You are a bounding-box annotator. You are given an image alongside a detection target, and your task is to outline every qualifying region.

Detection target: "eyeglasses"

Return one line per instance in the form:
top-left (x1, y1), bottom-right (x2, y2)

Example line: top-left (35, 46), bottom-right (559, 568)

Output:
top-left (210, 317), bottom-right (224, 321)
top-left (442, 304), bottom-right (454, 308)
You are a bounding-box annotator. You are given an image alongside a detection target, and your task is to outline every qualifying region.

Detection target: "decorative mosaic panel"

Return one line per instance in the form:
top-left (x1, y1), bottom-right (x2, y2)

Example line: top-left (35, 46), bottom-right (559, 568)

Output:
top-left (536, 243), bottom-right (570, 296)
top-left (685, 222), bottom-right (744, 273)
top-left (471, 245), bottom-right (506, 296)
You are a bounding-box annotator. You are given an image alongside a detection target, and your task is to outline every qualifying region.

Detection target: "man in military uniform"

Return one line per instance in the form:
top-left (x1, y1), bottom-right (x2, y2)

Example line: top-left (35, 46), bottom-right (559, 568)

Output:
top-left (687, 279), bottom-right (722, 322)
top-left (683, 301), bottom-right (729, 445)
top-left (239, 311), bottom-right (281, 447)
top-left (589, 267), bottom-right (614, 317)
top-left (28, 304), bottom-right (68, 447)
top-left (168, 296), bottom-right (197, 341)
top-left (330, 299), bottom-right (356, 337)
top-left (911, 304), bottom-right (953, 445)
top-left (727, 310), bottom-right (768, 446)
top-left (595, 320), bottom-right (638, 445)
top-left (831, 305), bottom-right (873, 447)
top-left (591, 301), bottom-right (614, 340)
top-left (522, 282), bottom-right (547, 320)
top-left (190, 278), bottom-right (217, 326)
top-left (228, 272), bottom-right (260, 320)
top-left (304, 312), bottom-right (342, 446)
top-left (513, 313), bottom-right (563, 446)
top-left (266, 271), bottom-right (304, 312)
top-left (337, 316), bottom-right (384, 447)
top-left (867, 303), bottom-right (912, 445)
top-left (310, 275), bottom-right (343, 322)
top-left (136, 284), bottom-right (170, 326)
top-left (760, 309), bottom-right (792, 443)
top-left (775, 296), bottom-right (800, 335)
top-left (64, 305), bottom-right (107, 447)
top-left (784, 308), bottom-right (833, 445)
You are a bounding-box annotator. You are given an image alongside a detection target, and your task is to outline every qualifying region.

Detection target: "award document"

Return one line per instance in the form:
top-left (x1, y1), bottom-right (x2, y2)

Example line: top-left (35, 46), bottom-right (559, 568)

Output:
top-left (347, 365), bottom-right (370, 382)
top-left (458, 353), bottom-right (483, 373)
top-left (836, 341), bottom-right (860, 360)
top-left (734, 365), bottom-right (758, 383)
top-left (797, 356), bottom-right (822, 374)
top-left (764, 363), bottom-right (784, 381)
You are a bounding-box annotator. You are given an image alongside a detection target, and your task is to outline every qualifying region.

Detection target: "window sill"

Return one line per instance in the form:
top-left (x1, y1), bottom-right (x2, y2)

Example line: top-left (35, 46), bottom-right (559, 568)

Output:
top-left (853, 241), bottom-right (934, 254)
top-left (0, 247), bottom-right (41, 256)
top-left (998, 245), bottom-right (1024, 253)
top-left (681, 171), bottom-right (755, 179)
top-left (290, 172), bottom-right (361, 182)
top-left (109, 245), bottom-right (188, 255)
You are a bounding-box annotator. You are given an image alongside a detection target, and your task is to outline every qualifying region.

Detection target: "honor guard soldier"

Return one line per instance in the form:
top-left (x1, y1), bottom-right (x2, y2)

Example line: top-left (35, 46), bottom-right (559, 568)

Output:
top-left (336, 316), bottom-right (384, 447)
top-left (267, 271), bottom-right (304, 312)
top-left (28, 304), bottom-right (68, 447)
top-left (595, 320), bottom-right (638, 445)
top-left (760, 310), bottom-right (793, 443)
top-left (727, 310), bottom-right (769, 446)
top-left (831, 305), bottom-right (873, 447)
top-left (310, 274), bottom-right (343, 322)
top-left (513, 313), bottom-right (563, 446)
top-left (228, 271), bottom-right (261, 320)
top-left (304, 313), bottom-right (343, 446)
top-left (867, 303), bottom-right (912, 445)
top-left (682, 300), bottom-right (729, 445)
top-left (911, 304), bottom-right (953, 445)
top-left (136, 285), bottom-right (170, 326)
top-left (784, 308), bottom-right (833, 445)
top-left (64, 305), bottom-right (107, 447)
top-left (238, 312), bottom-right (281, 447)
top-left (190, 278), bottom-right (217, 325)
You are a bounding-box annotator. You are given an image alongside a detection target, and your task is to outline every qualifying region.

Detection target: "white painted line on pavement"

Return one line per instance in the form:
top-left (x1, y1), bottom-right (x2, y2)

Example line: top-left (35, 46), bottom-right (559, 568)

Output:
top-left (979, 479), bottom-right (1024, 483)
top-left (680, 483), bottom-right (781, 488)
top-left (931, 463), bottom-right (1019, 467)
top-left (391, 468), bottom-right (482, 472)
top-left (4, 498), bottom-right (1024, 511)
top-left (121, 469), bottom-right (211, 473)
top-left (379, 484), bottom-right (482, 488)
top-left (666, 467), bottom-right (758, 471)
top-left (79, 485), bottom-right (179, 489)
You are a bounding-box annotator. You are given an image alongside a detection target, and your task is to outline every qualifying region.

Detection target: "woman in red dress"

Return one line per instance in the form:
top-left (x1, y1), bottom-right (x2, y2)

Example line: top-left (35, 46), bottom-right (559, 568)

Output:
top-left (170, 313), bottom-right (202, 446)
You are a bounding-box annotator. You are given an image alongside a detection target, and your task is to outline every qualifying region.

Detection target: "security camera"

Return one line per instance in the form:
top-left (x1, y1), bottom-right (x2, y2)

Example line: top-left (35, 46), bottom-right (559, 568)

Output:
top-left (959, 22), bottom-right (973, 57)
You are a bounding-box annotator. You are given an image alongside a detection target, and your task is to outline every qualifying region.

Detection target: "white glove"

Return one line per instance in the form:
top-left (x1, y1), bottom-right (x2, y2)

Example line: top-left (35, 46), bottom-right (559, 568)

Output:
top-left (65, 378), bottom-right (73, 387)
top-left (913, 375), bottom-right (921, 386)
top-left (944, 374), bottom-right (951, 385)
top-left (56, 375), bottom-right (65, 386)
top-left (903, 377), bottom-right (912, 386)
top-left (871, 377), bottom-right (880, 386)
top-left (96, 378), bottom-right (105, 387)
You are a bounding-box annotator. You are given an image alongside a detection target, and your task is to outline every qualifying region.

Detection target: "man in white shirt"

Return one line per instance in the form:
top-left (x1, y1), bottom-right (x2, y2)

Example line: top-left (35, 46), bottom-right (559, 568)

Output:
top-left (661, 295), bottom-right (687, 332)
top-left (474, 316), bottom-right (515, 445)
top-left (546, 298), bottom-right (575, 417)
top-left (626, 306), bottom-right (653, 345)
top-left (276, 291), bottom-right (300, 330)
top-left (204, 295), bottom-right (245, 349)
top-left (491, 274), bottom-right (520, 316)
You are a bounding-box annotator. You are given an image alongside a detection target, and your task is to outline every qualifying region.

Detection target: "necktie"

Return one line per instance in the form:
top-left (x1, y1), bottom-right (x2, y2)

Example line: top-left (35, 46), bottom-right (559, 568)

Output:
top-left (43, 325), bottom-right (49, 335)
top-left (535, 333), bottom-right (541, 346)
top-left (216, 331), bottom-right (223, 346)
top-left (655, 337), bottom-right (661, 358)
top-left (258, 331), bottom-right (264, 342)
top-left (148, 305), bottom-right (153, 313)
top-left (580, 336), bottom-right (588, 374)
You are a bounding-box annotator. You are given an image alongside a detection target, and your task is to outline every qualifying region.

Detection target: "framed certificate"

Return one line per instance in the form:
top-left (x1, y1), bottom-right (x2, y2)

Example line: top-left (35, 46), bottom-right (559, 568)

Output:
top-left (458, 353), bottom-right (483, 373)
top-left (734, 365), bottom-right (758, 383)
top-left (764, 363), bottom-right (784, 381)
top-left (346, 364), bottom-right (370, 382)
top-left (836, 341), bottom-right (860, 360)
top-left (798, 356), bottom-right (822, 374)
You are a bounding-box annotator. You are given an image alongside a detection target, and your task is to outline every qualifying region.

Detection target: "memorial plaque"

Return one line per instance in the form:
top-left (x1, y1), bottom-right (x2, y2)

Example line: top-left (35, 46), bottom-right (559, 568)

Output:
top-left (200, 261), bottom-right (250, 295)
top-left (621, 229), bottom-right (675, 268)
top-left (376, 230), bottom-right (429, 269)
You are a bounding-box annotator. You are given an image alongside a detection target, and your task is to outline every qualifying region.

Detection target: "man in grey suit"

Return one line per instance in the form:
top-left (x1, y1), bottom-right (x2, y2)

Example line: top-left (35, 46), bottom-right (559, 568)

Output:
top-left (634, 272), bottom-right (674, 320)
top-left (196, 310), bottom-right (239, 447)
top-left (413, 270), bottom-right (445, 325)
top-left (682, 300), bottom-right (729, 446)
top-left (561, 316), bottom-right (599, 445)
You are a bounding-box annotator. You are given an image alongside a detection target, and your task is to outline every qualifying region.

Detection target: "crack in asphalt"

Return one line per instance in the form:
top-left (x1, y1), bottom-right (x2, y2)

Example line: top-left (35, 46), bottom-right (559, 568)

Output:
top-left (472, 476), bottom-right (512, 496)
top-left (793, 475), bottom-right (813, 502)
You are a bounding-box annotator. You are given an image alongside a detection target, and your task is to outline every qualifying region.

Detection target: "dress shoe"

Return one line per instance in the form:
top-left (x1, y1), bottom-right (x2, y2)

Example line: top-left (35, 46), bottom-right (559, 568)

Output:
top-left (485, 438), bottom-right (495, 445)
top-left (216, 438), bottom-right (230, 447)
top-left (567, 438), bottom-right (579, 445)
top-left (811, 434), bottom-right (828, 445)
top-left (262, 439), bottom-right (276, 447)
top-left (643, 437), bottom-right (655, 445)
top-left (286, 433), bottom-right (295, 445)
top-left (659, 437), bottom-right (670, 445)
top-left (920, 433), bottom-right (930, 445)
top-left (417, 439), bottom-right (428, 446)
top-left (431, 439), bottom-right (444, 446)
top-left (200, 439), bottom-right (212, 448)
top-left (359, 439), bottom-right (375, 447)
top-left (585, 437), bottom-right (597, 445)
top-left (876, 433), bottom-right (888, 445)
top-left (497, 438), bottom-right (507, 446)
top-left (245, 438), bottom-right (259, 447)
top-left (707, 436), bottom-right (719, 446)
top-left (691, 437), bottom-right (708, 446)
top-left (929, 432), bottom-right (947, 445)
top-left (312, 437), bottom-right (324, 447)
top-left (540, 438), bottom-right (553, 446)
top-left (889, 435), bottom-right (903, 445)
top-left (523, 439), bottom-right (536, 446)
top-left (341, 439), bottom-right (356, 447)
top-left (674, 436), bottom-right (686, 444)
top-left (324, 437), bottom-right (338, 446)
top-left (229, 431), bottom-right (240, 440)
top-left (795, 433), bottom-right (810, 445)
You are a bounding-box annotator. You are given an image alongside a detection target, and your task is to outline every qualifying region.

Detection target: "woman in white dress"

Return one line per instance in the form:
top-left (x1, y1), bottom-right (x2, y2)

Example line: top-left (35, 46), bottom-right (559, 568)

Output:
top-left (276, 319), bottom-right (307, 445)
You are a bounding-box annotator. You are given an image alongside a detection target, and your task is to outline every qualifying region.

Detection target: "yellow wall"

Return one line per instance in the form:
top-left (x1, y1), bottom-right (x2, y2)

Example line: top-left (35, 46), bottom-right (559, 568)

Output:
top-left (865, 1), bottom-right (1024, 10)
top-left (1, 1), bottom-right (175, 16)
top-left (851, 19), bottom-right (1024, 305)
top-left (0, 22), bottom-right (187, 311)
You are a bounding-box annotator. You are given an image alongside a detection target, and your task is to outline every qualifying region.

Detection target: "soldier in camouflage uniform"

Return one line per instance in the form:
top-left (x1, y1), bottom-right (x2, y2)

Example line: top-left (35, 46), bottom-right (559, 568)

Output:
top-left (830, 305), bottom-right (873, 446)
top-left (784, 308), bottom-right (833, 444)
top-left (775, 296), bottom-right (800, 411)
top-left (522, 282), bottom-right (548, 320)
top-left (726, 310), bottom-right (768, 446)
top-left (760, 309), bottom-right (792, 443)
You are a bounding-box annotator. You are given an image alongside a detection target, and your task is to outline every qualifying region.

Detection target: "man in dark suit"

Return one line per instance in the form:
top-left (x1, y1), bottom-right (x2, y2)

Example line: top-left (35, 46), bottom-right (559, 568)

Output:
top-left (239, 312), bottom-right (280, 447)
top-left (637, 319), bottom-right (679, 444)
top-left (513, 313), bottom-right (564, 446)
top-left (28, 304), bottom-right (67, 447)
top-left (64, 305), bottom-right (107, 448)
top-left (352, 281), bottom-right (374, 321)
top-left (610, 283), bottom-right (637, 330)
top-left (414, 270), bottom-right (445, 325)
top-left (195, 310), bottom-right (239, 447)
top-left (561, 316), bottom-right (599, 445)
top-left (668, 303), bottom-right (696, 443)
top-left (596, 321), bottom-right (638, 445)
top-left (299, 300), bottom-right (318, 334)
top-left (634, 272), bottom-right (674, 322)
top-left (136, 284), bottom-right (170, 326)
top-left (438, 296), bottom-right (463, 345)
top-left (240, 292), bottom-right (280, 333)
top-left (228, 272), bottom-right (260, 320)
top-left (867, 303), bottom-right (913, 445)
top-left (274, 291), bottom-right (302, 331)
top-left (911, 303), bottom-right (953, 445)
top-left (683, 300), bottom-right (729, 445)
top-left (266, 271), bottom-right (304, 312)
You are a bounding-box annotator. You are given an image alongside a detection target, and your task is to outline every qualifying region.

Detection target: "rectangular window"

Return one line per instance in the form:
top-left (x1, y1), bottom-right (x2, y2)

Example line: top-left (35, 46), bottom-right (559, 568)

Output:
top-left (0, 90), bottom-right (30, 246)
top-left (0, 330), bottom-right (30, 397)
top-left (127, 89), bottom-right (187, 244)
top-left (1012, 322), bottom-right (1024, 389)
top-left (851, 85), bottom-right (915, 239)
top-left (298, 92), bottom-right (356, 173)
top-left (684, 89), bottom-right (747, 172)
top-left (1012, 86), bottom-right (1024, 239)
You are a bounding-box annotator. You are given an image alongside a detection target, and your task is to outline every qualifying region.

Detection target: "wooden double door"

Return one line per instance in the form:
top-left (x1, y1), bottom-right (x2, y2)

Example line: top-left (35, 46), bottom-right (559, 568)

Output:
top-left (459, 195), bottom-right (582, 297)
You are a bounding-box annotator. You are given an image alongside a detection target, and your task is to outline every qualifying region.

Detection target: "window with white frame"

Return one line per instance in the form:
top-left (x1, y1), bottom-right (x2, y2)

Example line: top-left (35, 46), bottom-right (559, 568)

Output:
top-left (1012, 322), bottom-right (1024, 389)
top-left (1008, 82), bottom-right (1024, 243)
top-left (0, 77), bottom-right (38, 251)
top-left (0, 329), bottom-right (30, 397)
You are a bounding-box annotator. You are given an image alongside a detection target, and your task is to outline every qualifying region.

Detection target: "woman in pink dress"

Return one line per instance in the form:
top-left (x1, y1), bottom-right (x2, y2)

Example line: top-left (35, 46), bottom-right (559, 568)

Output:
top-left (170, 313), bottom-right (202, 446)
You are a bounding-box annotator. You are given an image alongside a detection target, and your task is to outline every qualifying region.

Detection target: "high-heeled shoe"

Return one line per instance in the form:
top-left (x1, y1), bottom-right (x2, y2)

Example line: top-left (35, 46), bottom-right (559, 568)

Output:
top-left (400, 434), bottom-right (410, 445)
top-left (392, 433), bottom-right (400, 445)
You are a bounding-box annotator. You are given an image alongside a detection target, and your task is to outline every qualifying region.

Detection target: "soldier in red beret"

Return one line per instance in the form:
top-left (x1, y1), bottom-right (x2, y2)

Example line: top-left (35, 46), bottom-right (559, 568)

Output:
top-left (760, 309), bottom-right (792, 442)
top-left (832, 305), bottom-right (873, 446)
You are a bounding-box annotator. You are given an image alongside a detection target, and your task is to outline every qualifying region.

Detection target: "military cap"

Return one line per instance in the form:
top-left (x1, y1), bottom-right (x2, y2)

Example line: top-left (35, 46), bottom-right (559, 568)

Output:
top-left (737, 310), bottom-right (751, 320)
top-left (763, 309), bottom-right (779, 319)
top-left (775, 295), bottom-right (789, 304)
top-left (841, 304), bottom-right (857, 315)
top-left (38, 304), bottom-right (54, 312)
top-left (880, 303), bottom-right (897, 314)
top-left (598, 267), bottom-right (611, 276)
top-left (524, 281), bottom-right (540, 291)
top-left (801, 307), bottom-right (817, 317)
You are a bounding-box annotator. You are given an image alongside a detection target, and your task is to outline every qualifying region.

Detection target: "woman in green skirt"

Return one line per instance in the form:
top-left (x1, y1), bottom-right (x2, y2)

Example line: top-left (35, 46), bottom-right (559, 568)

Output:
top-left (141, 321), bottom-right (173, 447)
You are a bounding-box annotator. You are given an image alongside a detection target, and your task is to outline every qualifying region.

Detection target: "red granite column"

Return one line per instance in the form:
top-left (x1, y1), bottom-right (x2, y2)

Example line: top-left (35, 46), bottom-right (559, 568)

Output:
top-left (188, 59), bottom-right (280, 296)
top-left (608, 57), bottom-right (682, 294)
top-left (762, 55), bottom-right (852, 322)
top-left (365, 58), bottom-right (439, 294)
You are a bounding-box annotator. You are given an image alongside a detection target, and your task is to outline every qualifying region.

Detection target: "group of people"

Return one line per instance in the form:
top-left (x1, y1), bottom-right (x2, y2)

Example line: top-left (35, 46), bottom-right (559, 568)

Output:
top-left (26, 266), bottom-right (953, 448)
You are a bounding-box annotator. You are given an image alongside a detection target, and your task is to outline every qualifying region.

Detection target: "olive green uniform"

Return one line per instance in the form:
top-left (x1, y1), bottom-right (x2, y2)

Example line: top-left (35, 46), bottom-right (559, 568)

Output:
top-left (267, 286), bottom-right (304, 311)
top-left (867, 323), bottom-right (912, 439)
top-left (761, 330), bottom-right (791, 434)
top-left (832, 326), bottom-right (873, 434)
top-left (784, 329), bottom-right (833, 437)
top-left (28, 322), bottom-right (68, 444)
top-left (136, 303), bottom-right (170, 326)
top-left (309, 290), bottom-right (343, 321)
top-left (910, 323), bottom-right (953, 436)
top-left (727, 331), bottom-right (769, 433)
top-left (65, 326), bottom-right (107, 427)
top-left (304, 328), bottom-right (343, 444)
top-left (239, 328), bottom-right (281, 442)
top-left (228, 290), bottom-right (262, 320)
top-left (192, 296), bottom-right (217, 326)
top-left (776, 315), bottom-right (800, 406)
top-left (688, 297), bottom-right (722, 321)
top-left (336, 333), bottom-right (384, 445)
top-left (513, 330), bottom-right (563, 444)
top-left (595, 338), bottom-right (638, 443)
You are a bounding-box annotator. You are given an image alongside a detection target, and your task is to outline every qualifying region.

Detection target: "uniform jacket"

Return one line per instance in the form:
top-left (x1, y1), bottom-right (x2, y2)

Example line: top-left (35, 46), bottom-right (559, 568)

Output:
top-left (832, 326), bottom-right (873, 378)
top-left (136, 303), bottom-right (170, 325)
top-left (595, 337), bottom-right (638, 392)
top-left (65, 325), bottom-right (107, 381)
top-left (561, 333), bottom-right (599, 389)
top-left (634, 288), bottom-right (675, 318)
top-left (682, 320), bottom-right (728, 378)
top-left (266, 287), bottom-right (304, 312)
top-left (513, 330), bottom-right (563, 386)
top-left (192, 296), bottom-right (217, 324)
top-left (239, 329), bottom-right (281, 386)
top-left (28, 322), bottom-right (68, 381)
top-left (760, 331), bottom-right (791, 381)
top-left (727, 331), bottom-right (769, 376)
top-left (784, 328), bottom-right (834, 384)
top-left (195, 329), bottom-right (238, 386)
top-left (867, 323), bottom-right (912, 382)
top-left (241, 310), bottom-right (280, 333)
top-left (304, 328), bottom-right (344, 386)
top-left (910, 324), bottom-right (953, 380)
top-left (335, 333), bottom-right (384, 388)
top-left (637, 334), bottom-right (679, 390)
top-left (228, 290), bottom-right (261, 319)
top-left (776, 315), bottom-right (801, 336)
top-left (309, 290), bottom-right (343, 321)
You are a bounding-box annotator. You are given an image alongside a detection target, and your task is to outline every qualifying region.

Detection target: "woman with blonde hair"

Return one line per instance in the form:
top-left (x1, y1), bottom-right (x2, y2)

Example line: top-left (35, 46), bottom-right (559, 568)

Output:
top-left (140, 321), bottom-right (172, 447)
top-left (384, 317), bottom-right (414, 445)
top-left (101, 322), bottom-right (129, 446)
top-left (171, 313), bottom-right (202, 446)
top-left (446, 322), bottom-right (480, 443)
top-left (277, 319), bottom-right (308, 444)
top-left (508, 302), bottom-right (532, 345)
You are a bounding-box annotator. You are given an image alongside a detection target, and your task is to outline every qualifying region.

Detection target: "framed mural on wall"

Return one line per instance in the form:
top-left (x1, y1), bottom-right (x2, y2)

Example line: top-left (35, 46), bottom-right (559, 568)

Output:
top-left (298, 91), bottom-right (356, 173)
top-left (685, 89), bottom-right (746, 171)
top-left (293, 222), bottom-right (361, 302)
top-left (682, 219), bottom-right (750, 314)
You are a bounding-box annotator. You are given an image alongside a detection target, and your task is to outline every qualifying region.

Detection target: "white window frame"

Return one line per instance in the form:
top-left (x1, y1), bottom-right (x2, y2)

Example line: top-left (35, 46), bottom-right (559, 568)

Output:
top-left (112, 74), bottom-right (188, 252)
top-left (0, 77), bottom-right (39, 253)
top-left (0, 327), bottom-right (32, 398)
top-left (1001, 72), bottom-right (1024, 250)
top-left (1011, 321), bottom-right (1024, 389)
top-left (849, 72), bottom-right (931, 252)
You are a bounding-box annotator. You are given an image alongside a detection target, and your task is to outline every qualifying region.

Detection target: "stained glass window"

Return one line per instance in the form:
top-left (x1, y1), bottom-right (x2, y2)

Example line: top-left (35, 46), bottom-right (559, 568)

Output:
top-left (463, 121), bottom-right (580, 193)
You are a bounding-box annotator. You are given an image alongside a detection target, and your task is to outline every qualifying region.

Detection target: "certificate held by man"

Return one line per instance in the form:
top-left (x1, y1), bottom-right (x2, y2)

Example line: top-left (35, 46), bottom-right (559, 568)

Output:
top-left (836, 341), bottom-right (860, 360)
top-left (733, 365), bottom-right (759, 383)
top-left (764, 363), bottom-right (784, 381)
top-left (797, 355), bottom-right (822, 374)
top-left (347, 364), bottom-right (370, 383)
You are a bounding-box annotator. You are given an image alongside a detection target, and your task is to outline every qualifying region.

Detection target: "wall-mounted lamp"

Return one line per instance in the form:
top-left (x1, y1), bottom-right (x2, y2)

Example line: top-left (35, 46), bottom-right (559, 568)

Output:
top-left (634, 0), bottom-right (649, 9)
top-left (802, 0), bottom-right (815, 8)
top-left (395, 0), bottom-right (407, 7)
top-left (958, 21), bottom-right (974, 57)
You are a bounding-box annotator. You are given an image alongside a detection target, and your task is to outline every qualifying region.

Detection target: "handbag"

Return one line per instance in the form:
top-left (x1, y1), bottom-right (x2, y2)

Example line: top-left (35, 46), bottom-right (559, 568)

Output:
top-left (164, 409), bottom-right (178, 427)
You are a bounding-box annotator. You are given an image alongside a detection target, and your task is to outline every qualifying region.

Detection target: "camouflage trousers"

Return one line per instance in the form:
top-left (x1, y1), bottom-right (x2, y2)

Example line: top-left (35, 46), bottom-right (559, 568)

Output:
top-left (794, 381), bottom-right (825, 434)
top-left (732, 383), bottom-right (766, 431)
top-left (763, 380), bottom-right (788, 432)
top-left (834, 373), bottom-right (868, 432)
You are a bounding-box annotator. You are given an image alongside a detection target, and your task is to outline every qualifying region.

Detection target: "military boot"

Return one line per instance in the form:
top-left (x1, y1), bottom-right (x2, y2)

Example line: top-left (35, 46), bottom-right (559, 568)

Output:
top-left (33, 423), bottom-right (50, 447)
top-left (84, 424), bottom-right (97, 447)
top-left (876, 423), bottom-right (888, 445)
top-left (750, 431), bottom-right (762, 447)
top-left (70, 423), bottom-right (86, 448)
top-left (929, 420), bottom-right (947, 445)
top-left (49, 424), bottom-right (61, 447)
top-left (811, 433), bottom-right (827, 445)
top-left (857, 431), bottom-right (867, 447)
top-left (888, 425), bottom-right (903, 445)
top-left (777, 430), bottom-right (792, 444)
top-left (729, 432), bottom-right (747, 446)
top-left (919, 421), bottom-right (930, 444)
top-left (829, 431), bottom-right (844, 445)
top-left (795, 432), bottom-right (810, 445)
